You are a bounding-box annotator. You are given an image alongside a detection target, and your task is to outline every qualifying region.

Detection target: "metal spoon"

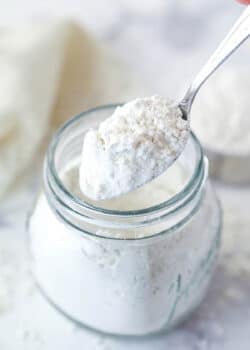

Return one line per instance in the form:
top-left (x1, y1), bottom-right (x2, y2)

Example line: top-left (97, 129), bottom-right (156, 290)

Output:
top-left (179, 6), bottom-right (250, 120)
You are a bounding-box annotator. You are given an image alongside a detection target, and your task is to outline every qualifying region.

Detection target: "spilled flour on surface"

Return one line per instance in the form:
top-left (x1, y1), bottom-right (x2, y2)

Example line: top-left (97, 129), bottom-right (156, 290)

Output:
top-left (0, 232), bottom-right (32, 314)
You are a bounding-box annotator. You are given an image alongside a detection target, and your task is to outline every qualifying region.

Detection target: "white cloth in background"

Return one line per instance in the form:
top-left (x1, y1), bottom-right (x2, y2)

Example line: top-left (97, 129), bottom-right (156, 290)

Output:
top-left (0, 21), bottom-right (69, 198)
top-left (0, 20), bottom-right (147, 199)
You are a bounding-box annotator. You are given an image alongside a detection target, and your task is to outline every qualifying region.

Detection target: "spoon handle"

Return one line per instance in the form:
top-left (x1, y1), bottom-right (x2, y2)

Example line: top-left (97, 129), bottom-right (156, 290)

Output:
top-left (180, 6), bottom-right (250, 117)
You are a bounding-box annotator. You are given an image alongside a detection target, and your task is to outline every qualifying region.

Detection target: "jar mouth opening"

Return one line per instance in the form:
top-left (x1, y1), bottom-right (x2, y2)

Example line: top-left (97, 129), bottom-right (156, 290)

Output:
top-left (47, 104), bottom-right (205, 218)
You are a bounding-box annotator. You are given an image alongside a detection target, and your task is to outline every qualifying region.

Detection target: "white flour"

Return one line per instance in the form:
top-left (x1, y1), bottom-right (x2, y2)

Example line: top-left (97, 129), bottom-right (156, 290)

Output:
top-left (0, 244), bottom-right (16, 313)
top-left (192, 66), bottom-right (250, 155)
top-left (0, 234), bottom-right (31, 315)
top-left (80, 96), bottom-right (189, 200)
top-left (65, 158), bottom-right (188, 212)
top-left (29, 154), bottom-right (221, 335)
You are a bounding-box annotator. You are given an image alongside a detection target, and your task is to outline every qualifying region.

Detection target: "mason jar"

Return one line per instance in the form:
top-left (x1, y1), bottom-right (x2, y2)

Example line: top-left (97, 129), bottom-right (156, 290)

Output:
top-left (28, 104), bottom-right (222, 337)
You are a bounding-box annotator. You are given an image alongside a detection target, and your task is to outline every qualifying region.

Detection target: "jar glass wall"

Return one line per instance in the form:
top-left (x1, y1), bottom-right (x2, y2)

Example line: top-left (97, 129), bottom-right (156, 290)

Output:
top-left (28, 105), bottom-right (222, 337)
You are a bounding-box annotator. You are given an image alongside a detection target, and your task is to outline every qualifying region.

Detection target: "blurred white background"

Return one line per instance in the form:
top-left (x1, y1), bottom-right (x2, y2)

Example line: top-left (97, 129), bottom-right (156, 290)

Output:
top-left (0, 0), bottom-right (243, 98)
top-left (1, 1), bottom-right (250, 350)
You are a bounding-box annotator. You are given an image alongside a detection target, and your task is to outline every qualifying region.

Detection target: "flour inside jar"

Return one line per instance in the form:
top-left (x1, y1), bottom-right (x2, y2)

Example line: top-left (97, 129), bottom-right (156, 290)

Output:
top-left (62, 153), bottom-right (189, 212)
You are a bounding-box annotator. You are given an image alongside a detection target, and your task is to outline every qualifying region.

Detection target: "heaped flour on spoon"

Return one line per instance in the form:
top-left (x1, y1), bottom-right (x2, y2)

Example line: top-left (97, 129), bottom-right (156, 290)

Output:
top-left (80, 96), bottom-right (189, 200)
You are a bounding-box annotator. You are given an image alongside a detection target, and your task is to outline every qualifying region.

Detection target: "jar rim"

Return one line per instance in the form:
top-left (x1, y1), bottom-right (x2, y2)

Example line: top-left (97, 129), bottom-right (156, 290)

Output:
top-left (46, 104), bottom-right (205, 218)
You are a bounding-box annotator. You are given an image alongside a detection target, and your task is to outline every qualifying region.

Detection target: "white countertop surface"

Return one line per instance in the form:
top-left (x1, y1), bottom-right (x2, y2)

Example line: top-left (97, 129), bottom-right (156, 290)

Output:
top-left (1, 1), bottom-right (250, 349)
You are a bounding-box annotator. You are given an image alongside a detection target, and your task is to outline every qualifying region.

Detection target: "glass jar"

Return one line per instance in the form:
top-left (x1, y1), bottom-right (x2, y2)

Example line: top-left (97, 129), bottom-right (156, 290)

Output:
top-left (28, 105), bottom-right (222, 337)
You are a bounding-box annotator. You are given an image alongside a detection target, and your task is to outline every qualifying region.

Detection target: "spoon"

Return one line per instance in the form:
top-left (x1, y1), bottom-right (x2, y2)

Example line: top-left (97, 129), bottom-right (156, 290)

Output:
top-left (80, 7), bottom-right (250, 201)
top-left (179, 6), bottom-right (250, 120)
